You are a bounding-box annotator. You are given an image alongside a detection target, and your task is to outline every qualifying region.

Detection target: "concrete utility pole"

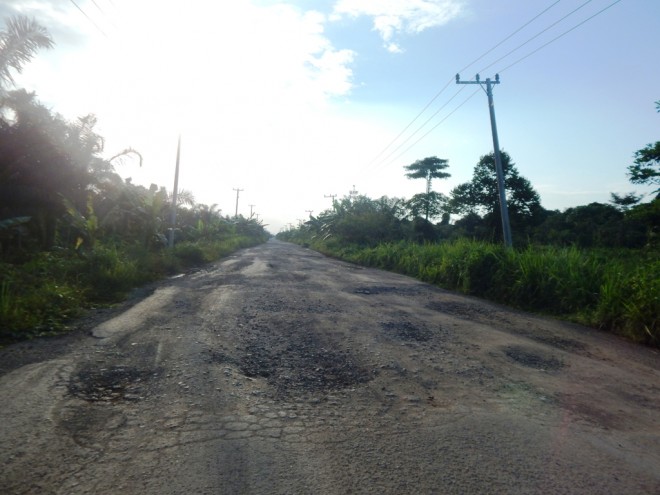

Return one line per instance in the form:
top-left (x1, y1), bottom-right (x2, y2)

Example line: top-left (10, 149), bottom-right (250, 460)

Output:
top-left (456, 73), bottom-right (513, 248)
top-left (168, 134), bottom-right (181, 248)
top-left (248, 204), bottom-right (256, 217)
top-left (305, 210), bottom-right (314, 218)
top-left (324, 194), bottom-right (337, 207)
top-left (233, 188), bottom-right (244, 218)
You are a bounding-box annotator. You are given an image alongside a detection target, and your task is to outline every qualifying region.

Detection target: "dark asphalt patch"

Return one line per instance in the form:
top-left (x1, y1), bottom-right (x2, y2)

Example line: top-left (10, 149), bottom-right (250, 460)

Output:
top-left (381, 321), bottom-right (432, 342)
top-left (238, 336), bottom-right (372, 396)
top-left (68, 365), bottom-right (154, 402)
top-left (354, 286), bottom-right (420, 296)
top-left (504, 346), bottom-right (564, 371)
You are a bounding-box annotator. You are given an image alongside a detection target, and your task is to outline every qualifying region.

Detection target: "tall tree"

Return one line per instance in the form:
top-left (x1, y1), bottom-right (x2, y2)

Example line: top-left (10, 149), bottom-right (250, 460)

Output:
top-left (404, 156), bottom-right (450, 221)
top-left (450, 151), bottom-right (542, 241)
top-left (627, 141), bottom-right (660, 196)
top-left (0, 16), bottom-right (53, 93)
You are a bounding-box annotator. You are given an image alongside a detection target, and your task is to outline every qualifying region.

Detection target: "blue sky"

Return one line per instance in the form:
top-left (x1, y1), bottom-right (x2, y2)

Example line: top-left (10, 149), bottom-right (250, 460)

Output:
top-left (3, 0), bottom-right (659, 232)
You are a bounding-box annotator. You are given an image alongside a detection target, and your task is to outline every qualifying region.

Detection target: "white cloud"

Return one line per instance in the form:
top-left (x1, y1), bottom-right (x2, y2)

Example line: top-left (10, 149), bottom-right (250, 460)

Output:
top-left (12, 1), bottom-right (369, 232)
top-left (333, 0), bottom-right (464, 52)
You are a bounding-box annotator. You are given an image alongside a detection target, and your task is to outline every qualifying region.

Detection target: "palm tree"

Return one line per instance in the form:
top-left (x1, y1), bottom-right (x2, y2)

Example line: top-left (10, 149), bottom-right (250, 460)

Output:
top-left (0, 15), bottom-right (54, 92)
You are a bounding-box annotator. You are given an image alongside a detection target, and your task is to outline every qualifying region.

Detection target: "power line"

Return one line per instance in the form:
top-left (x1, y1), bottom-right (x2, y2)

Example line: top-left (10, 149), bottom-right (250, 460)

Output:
top-left (370, 86), bottom-right (468, 169)
top-left (457, 0), bottom-right (563, 76)
top-left (90, 0), bottom-right (120, 30)
top-left (365, 0), bottom-right (566, 170)
top-left (389, 88), bottom-right (481, 166)
top-left (366, 0), bottom-right (620, 170)
top-left (478, 0), bottom-right (595, 74)
top-left (69, 0), bottom-right (108, 38)
top-left (366, 78), bottom-right (453, 166)
top-left (90, 0), bottom-right (107, 15)
top-left (497, 0), bottom-right (624, 74)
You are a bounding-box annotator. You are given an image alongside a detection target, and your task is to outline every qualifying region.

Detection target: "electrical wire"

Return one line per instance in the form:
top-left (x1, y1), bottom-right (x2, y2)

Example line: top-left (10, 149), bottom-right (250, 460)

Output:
top-left (369, 85), bottom-right (468, 169)
top-left (457, 0), bottom-right (563, 76)
top-left (478, 0), bottom-right (595, 74)
top-left (389, 88), bottom-right (480, 166)
top-left (69, 0), bottom-right (108, 38)
top-left (366, 0), bottom-right (565, 171)
top-left (497, 0), bottom-right (624, 74)
top-left (366, 78), bottom-right (453, 167)
top-left (366, 0), bottom-right (623, 171)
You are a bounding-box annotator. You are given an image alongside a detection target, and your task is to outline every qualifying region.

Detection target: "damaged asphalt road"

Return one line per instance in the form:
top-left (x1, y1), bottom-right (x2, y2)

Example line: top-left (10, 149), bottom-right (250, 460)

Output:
top-left (1, 239), bottom-right (659, 494)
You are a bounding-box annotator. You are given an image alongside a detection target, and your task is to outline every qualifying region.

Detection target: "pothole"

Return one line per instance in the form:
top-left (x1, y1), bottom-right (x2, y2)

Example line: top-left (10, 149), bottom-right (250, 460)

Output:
top-left (504, 346), bottom-right (564, 371)
top-left (68, 365), bottom-right (155, 402)
top-left (381, 321), bottom-right (431, 342)
top-left (239, 338), bottom-right (372, 396)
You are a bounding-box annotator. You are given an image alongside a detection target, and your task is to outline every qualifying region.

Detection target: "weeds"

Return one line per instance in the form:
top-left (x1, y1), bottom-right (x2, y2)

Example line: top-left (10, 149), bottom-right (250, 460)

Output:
top-left (311, 238), bottom-right (659, 346)
top-left (0, 235), bottom-right (267, 343)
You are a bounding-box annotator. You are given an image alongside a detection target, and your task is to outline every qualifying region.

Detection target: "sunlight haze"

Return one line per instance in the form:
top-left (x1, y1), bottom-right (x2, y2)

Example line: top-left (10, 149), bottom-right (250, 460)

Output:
top-left (4, 0), bottom-right (659, 232)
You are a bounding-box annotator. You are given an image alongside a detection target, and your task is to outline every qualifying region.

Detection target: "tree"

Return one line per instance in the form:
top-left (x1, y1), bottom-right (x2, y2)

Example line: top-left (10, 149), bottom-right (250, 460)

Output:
top-left (625, 100), bottom-right (660, 196)
top-left (450, 151), bottom-right (542, 241)
top-left (404, 156), bottom-right (450, 221)
top-left (0, 16), bottom-right (53, 92)
top-left (610, 192), bottom-right (642, 211)
top-left (627, 141), bottom-right (660, 196)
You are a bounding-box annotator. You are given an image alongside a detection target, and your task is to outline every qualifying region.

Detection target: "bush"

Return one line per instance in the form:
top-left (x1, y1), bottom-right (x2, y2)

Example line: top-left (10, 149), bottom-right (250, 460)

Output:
top-left (312, 239), bottom-right (659, 346)
top-left (0, 234), bottom-right (268, 343)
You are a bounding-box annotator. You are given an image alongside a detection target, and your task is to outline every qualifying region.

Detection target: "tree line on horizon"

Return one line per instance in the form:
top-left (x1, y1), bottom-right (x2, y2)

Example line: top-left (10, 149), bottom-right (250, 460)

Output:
top-left (280, 144), bottom-right (658, 249)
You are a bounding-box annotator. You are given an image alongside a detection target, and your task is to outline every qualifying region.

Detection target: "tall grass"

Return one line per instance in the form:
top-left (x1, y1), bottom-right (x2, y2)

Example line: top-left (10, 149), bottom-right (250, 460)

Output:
top-left (0, 235), bottom-right (267, 343)
top-left (315, 239), bottom-right (659, 346)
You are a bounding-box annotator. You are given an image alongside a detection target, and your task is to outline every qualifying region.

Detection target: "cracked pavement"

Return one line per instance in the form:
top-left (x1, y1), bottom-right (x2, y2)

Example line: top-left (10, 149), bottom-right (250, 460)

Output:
top-left (1, 239), bottom-right (659, 494)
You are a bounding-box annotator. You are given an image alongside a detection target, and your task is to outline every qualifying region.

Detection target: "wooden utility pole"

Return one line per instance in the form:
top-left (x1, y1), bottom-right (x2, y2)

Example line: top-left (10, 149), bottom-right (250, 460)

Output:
top-left (168, 135), bottom-right (181, 248)
top-left (456, 73), bottom-right (513, 247)
top-left (233, 188), bottom-right (244, 218)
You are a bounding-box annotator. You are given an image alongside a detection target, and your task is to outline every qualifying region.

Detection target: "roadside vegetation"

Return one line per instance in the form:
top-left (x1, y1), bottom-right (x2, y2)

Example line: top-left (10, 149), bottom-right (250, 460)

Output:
top-left (0, 16), bottom-right (269, 343)
top-left (278, 135), bottom-right (659, 346)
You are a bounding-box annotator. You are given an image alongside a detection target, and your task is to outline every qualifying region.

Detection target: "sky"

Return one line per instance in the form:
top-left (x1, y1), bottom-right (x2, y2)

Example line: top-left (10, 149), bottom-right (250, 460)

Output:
top-left (2, 0), bottom-right (659, 233)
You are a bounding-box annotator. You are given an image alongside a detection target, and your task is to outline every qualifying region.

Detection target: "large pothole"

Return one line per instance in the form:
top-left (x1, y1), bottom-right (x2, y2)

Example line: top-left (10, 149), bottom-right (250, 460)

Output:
top-left (68, 365), bottom-right (155, 402)
top-left (239, 335), bottom-right (372, 396)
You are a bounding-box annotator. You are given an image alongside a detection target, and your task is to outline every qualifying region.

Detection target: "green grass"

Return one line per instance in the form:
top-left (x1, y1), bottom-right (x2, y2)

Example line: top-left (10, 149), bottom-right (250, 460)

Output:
top-left (310, 238), bottom-right (659, 346)
top-left (0, 235), bottom-right (267, 343)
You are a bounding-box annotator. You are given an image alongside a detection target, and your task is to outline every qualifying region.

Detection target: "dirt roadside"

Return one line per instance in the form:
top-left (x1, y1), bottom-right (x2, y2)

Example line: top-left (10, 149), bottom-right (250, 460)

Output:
top-left (1, 239), bottom-right (659, 494)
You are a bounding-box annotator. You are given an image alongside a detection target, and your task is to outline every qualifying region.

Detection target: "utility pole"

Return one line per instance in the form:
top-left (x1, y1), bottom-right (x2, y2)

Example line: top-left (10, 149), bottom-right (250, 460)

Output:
top-left (324, 194), bottom-right (337, 207)
top-left (305, 210), bottom-right (314, 217)
top-left (168, 134), bottom-right (181, 248)
top-left (456, 73), bottom-right (513, 247)
top-left (233, 188), bottom-right (244, 218)
top-left (248, 204), bottom-right (256, 218)
top-left (349, 185), bottom-right (358, 200)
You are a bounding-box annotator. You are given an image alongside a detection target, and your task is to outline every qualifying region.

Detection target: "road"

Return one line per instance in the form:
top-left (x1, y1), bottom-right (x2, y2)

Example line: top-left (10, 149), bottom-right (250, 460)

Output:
top-left (1, 239), bottom-right (659, 494)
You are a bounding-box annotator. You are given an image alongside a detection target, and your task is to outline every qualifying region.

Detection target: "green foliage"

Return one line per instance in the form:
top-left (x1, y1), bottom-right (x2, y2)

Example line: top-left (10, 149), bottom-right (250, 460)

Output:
top-left (0, 233), bottom-right (267, 342)
top-left (403, 156), bottom-right (450, 182)
top-left (533, 202), bottom-right (651, 248)
top-left (450, 151), bottom-right (543, 242)
top-left (404, 156), bottom-right (450, 221)
top-left (628, 141), bottom-right (660, 194)
top-left (313, 239), bottom-right (659, 346)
